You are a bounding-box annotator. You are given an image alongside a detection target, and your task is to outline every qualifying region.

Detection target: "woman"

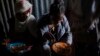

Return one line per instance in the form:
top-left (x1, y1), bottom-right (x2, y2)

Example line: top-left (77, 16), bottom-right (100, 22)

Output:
top-left (4, 0), bottom-right (37, 56)
top-left (37, 0), bottom-right (72, 56)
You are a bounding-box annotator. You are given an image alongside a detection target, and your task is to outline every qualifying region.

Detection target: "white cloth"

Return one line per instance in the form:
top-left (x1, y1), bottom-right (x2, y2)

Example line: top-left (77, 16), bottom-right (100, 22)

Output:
top-left (15, 15), bottom-right (37, 37)
top-left (15, 0), bottom-right (32, 13)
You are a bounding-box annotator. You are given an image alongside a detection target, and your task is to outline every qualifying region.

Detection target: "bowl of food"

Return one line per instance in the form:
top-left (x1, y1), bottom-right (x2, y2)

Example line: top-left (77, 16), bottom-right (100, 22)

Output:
top-left (6, 42), bottom-right (28, 54)
top-left (52, 42), bottom-right (71, 56)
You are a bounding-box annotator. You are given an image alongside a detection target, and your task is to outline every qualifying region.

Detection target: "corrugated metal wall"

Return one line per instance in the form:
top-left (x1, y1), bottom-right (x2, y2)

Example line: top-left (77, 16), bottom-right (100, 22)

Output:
top-left (0, 0), bottom-right (53, 35)
top-left (33, 0), bottom-right (54, 19)
top-left (0, 0), bottom-right (15, 35)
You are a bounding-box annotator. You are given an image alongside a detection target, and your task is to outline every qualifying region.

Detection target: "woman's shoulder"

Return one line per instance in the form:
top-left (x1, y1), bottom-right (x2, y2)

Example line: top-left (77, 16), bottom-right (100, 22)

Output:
top-left (63, 15), bottom-right (68, 21)
top-left (28, 15), bottom-right (36, 21)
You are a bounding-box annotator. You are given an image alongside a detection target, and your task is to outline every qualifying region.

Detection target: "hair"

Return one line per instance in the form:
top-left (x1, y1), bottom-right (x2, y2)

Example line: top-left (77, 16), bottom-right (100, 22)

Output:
top-left (49, 0), bottom-right (65, 15)
top-left (53, 0), bottom-right (64, 4)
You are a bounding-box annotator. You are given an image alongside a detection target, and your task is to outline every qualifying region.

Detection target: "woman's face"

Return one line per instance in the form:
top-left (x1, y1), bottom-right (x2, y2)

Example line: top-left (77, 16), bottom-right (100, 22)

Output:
top-left (16, 12), bottom-right (28, 22)
top-left (52, 13), bottom-right (64, 25)
top-left (16, 9), bottom-right (31, 22)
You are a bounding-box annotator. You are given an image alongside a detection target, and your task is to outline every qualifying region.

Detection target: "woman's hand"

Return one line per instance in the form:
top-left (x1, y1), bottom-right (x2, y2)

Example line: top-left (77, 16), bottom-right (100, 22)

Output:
top-left (2, 39), bottom-right (11, 46)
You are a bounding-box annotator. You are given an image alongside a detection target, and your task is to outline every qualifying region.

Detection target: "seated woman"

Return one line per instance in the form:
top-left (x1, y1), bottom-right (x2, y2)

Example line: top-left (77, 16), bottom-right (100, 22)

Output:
top-left (37, 0), bottom-right (72, 56)
top-left (3, 0), bottom-right (37, 56)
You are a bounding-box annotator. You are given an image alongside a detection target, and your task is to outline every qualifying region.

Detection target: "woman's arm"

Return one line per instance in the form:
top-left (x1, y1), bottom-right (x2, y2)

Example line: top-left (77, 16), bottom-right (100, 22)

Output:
top-left (63, 16), bottom-right (73, 45)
